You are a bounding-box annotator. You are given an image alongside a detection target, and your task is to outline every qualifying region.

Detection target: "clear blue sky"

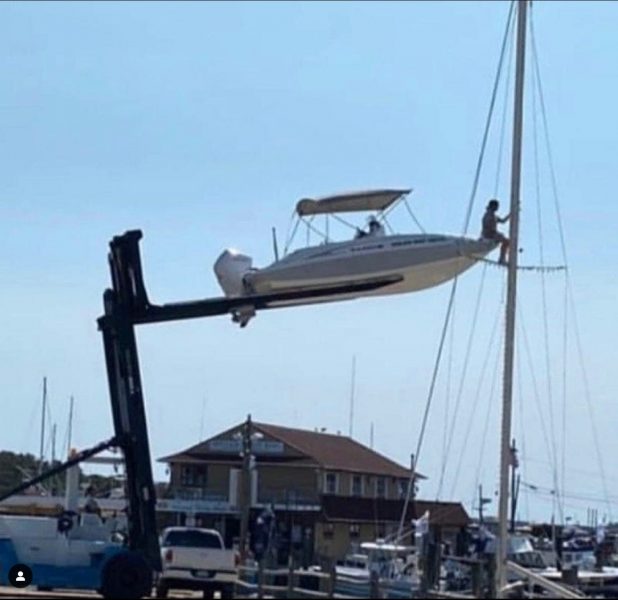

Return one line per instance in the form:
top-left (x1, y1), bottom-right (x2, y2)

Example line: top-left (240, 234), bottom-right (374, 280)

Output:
top-left (1, 1), bottom-right (616, 525)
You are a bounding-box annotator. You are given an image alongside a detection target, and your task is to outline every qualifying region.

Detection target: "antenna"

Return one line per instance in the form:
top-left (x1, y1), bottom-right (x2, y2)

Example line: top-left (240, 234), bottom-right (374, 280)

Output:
top-left (348, 355), bottom-right (356, 438)
top-left (370, 422), bottom-right (374, 449)
top-left (272, 227), bottom-right (279, 261)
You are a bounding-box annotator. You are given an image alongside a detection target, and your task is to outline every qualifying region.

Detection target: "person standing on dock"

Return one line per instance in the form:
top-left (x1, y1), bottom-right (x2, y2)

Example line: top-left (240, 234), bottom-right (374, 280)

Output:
top-left (481, 199), bottom-right (510, 265)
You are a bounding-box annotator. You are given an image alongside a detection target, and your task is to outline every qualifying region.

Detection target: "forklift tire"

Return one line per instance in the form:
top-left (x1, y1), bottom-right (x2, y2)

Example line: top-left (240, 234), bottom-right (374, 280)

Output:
top-left (100, 551), bottom-right (153, 599)
top-left (155, 582), bottom-right (168, 598)
top-left (202, 588), bottom-right (214, 600)
top-left (220, 584), bottom-right (234, 599)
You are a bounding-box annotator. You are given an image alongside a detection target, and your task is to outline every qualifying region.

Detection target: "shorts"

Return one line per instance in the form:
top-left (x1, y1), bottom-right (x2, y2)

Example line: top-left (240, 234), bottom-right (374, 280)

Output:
top-left (483, 232), bottom-right (507, 243)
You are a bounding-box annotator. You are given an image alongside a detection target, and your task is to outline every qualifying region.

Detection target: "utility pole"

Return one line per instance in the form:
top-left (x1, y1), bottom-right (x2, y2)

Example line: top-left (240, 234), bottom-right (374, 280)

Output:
top-left (239, 414), bottom-right (253, 561)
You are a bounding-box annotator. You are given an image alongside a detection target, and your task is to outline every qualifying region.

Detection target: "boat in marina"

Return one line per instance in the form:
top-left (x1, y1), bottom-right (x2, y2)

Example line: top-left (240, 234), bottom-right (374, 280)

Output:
top-left (333, 540), bottom-right (421, 599)
top-left (214, 189), bottom-right (496, 326)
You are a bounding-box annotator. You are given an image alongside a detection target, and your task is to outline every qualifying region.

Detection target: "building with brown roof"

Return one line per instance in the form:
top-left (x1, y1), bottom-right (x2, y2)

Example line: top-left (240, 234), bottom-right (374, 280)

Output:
top-left (158, 418), bottom-right (469, 564)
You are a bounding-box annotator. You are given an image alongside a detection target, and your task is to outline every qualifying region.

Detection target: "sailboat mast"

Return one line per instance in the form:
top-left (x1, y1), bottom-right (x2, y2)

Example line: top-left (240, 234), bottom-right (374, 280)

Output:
top-left (497, 0), bottom-right (528, 594)
top-left (67, 395), bottom-right (74, 458)
top-left (348, 355), bottom-right (356, 438)
top-left (39, 376), bottom-right (47, 475)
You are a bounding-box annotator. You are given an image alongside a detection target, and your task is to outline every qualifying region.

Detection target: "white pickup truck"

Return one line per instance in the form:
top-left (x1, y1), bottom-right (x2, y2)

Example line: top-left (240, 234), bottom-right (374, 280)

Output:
top-left (156, 527), bottom-right (237, 598)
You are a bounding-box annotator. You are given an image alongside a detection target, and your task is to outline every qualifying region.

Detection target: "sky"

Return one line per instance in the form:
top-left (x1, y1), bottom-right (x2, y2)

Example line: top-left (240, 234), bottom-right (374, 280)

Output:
top-left (1, 1), bottom-right (617, 525)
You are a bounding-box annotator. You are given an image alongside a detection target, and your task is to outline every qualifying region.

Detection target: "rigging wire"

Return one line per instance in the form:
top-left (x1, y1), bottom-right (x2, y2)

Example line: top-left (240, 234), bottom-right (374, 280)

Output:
top-left (461, 0), bottom-right (516, 235)
top-left (472, 311), bottom-right (504, 510)
top-left (530, 9), bottom-right (613, 521)
top-left (441, 295), bottom-right (456, 488)
top-left (472, 283), bottom-right (505, 497)
top-left (398, 279), bottom-right (458, 535)
top-left (493, 20), bottom-right (516, 198)
top-left (515, 332), bottom-right (531, 521)
top-left (517, 306), bottom-right (564, 523)
top-left (402, 197), bottom-right (426, 234)
top-left (398, 4), bottom-right (516, 534)
top-left (530, 31), bottom-right (562, 525)
top-left (407, 0), bottom-right (516, 479)
top-left (438, 264), bottom-right (489, 499)
top-left (521, 481), bottom-right (618, 505)
top-left (446, 274), bottom-right (503, 498)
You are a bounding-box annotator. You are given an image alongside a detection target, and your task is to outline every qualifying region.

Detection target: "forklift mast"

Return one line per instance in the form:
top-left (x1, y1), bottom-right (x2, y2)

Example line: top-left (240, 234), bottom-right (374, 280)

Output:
top-left (97, 230), bottom-right (161, 571)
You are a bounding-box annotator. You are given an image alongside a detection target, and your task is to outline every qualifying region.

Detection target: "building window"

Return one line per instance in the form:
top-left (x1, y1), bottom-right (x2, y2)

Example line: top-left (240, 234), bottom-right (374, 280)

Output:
top-left (324, 472), bottom-right (338, 495)
top-left (376, 477), bottom-right (386, 498)
top-left (349, 523), bottom-right (361, 539)
top-left (323, 523), bottom-right (334, 540)
top-left (351, 475), bottom-right (363, 496)
top-left (398, 479), bottom-right (409, 499)
top-left (180, 465), bottom-right (207, 487)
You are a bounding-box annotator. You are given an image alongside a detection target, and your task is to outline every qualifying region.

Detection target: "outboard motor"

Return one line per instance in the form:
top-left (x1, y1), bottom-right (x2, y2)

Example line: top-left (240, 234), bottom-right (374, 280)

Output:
top-left (214, 249), bottom-right (253, 297)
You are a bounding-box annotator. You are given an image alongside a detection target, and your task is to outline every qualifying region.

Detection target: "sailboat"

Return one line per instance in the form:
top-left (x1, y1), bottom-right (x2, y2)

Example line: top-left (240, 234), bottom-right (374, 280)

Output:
top-left (213, 189), bottom-right (497, 326)
top-left (485, 2), bottom-right (610, 597)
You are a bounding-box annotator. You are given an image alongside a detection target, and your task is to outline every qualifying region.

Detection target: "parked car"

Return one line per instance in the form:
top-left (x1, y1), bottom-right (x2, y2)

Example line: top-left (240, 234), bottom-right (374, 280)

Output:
top-left (156, 526), bottom-right (237, 598)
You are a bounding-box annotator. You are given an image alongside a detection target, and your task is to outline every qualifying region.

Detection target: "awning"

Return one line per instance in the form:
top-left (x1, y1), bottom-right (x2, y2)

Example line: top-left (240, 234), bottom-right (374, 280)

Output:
top-left (296, 188), bottom-right (412, 217)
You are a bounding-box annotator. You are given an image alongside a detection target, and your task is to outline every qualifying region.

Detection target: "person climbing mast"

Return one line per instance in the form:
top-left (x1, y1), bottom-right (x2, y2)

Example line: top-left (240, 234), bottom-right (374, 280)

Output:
top-left (481, 199), bottom-right (510, 264)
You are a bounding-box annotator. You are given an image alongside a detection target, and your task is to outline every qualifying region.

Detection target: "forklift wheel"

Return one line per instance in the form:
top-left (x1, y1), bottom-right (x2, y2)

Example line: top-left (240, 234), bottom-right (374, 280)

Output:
top-left (155, 582), bottom-right (168, 598)
top-left (219, 584), bottom-right (234, 600)
top-left (101, 551), bottom-right (153, 599)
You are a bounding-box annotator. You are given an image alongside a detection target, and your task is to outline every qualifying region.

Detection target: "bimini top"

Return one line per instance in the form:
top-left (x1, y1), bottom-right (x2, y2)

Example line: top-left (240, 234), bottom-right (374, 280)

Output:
top-left (296, 188), bottom-right (412, 217)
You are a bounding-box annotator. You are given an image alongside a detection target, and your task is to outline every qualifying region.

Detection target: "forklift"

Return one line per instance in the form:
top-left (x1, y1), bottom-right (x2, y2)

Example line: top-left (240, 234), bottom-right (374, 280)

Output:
top-left (0, 230), bottom-right (394, 598)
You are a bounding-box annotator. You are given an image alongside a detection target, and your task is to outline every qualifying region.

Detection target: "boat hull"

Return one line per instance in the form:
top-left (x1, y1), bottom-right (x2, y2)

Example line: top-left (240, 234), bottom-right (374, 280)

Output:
top-left (245, 235), bottom-right (496, 303)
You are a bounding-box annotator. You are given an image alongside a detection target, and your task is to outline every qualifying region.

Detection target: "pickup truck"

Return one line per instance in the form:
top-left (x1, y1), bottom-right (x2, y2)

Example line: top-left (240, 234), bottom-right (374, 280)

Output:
top-left (156, 526), bottom-right (237, 598)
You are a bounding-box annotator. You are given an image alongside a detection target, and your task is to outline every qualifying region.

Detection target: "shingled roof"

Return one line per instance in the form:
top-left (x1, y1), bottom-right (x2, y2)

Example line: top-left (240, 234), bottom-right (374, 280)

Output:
top-left (253, 422), bottom-right (415, 478)
top-left (321, 495), bottom-right (469, 528)
top-left (160, 420), bottom-right (422, 480)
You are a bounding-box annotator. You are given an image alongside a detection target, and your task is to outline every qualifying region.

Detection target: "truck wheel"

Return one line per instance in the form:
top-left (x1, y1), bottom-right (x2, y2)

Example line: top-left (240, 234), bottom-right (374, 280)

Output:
top-left (155, 582), bottom-right (169, 598)
top-left (202, 587), bottom-right (214, 600)
top-left (220, 584), bottom-right (234, 599)
top-left (101, 551), bottom-right (153, 599)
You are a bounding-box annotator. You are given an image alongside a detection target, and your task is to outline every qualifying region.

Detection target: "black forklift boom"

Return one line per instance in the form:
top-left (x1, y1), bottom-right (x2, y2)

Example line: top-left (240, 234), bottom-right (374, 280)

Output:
top-left (1, 229), bottom-right (398, 574)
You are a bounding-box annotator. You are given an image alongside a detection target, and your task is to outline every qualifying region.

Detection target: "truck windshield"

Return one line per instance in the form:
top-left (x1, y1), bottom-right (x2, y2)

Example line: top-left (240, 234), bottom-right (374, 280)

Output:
top-left (163, 530), bottom-right (222, 549)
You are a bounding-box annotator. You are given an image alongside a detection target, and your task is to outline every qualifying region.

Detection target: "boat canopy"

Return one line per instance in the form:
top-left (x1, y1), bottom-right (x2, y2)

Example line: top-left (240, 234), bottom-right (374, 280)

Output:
top-left (296, 188), bottom-right (412, 217)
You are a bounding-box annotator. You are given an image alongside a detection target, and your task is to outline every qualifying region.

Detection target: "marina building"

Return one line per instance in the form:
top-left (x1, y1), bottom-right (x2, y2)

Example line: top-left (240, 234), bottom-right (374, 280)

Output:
top-left (158, 419), bottom-right (470, 563)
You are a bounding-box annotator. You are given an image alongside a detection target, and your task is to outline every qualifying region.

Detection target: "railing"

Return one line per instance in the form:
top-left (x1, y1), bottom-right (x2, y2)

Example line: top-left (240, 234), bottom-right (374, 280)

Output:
top-left (169, 488), bottom-right (229, 502)
top-left (257, 489), bottom-right (319, 507)
top-left (233, 562), bottom-right (420, 599)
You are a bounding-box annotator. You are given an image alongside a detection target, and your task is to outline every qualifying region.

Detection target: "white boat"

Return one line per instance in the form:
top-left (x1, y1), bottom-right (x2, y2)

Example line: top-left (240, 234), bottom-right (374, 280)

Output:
top-left (334, 540), bottom-right (420, 598)
top-left (214, 189), bottom-right (496, 326)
